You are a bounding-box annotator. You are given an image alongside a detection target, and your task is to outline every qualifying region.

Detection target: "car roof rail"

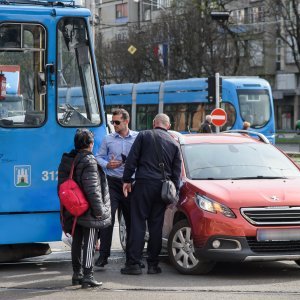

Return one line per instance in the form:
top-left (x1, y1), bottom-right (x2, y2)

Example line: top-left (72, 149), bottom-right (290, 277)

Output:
top-left (168, 130), bottom-right (185, 144)
top-left (222, 130), bottom-right (270, 144)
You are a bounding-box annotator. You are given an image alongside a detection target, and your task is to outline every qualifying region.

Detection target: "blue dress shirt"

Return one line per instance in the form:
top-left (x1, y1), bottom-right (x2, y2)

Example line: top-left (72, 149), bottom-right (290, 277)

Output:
top-left (96, 130), bottom-right (138, 178)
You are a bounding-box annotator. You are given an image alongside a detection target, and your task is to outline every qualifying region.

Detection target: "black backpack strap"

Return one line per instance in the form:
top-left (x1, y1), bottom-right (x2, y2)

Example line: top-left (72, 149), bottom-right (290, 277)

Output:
top-left (151, 130), bottom-right (167, 181)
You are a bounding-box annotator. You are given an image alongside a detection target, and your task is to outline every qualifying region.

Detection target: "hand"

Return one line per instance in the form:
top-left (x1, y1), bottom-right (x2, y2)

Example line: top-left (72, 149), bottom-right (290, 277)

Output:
top-left (107, 154), bottom-right (122, 169)
top-left (123, 183), bottom-right (132, 198)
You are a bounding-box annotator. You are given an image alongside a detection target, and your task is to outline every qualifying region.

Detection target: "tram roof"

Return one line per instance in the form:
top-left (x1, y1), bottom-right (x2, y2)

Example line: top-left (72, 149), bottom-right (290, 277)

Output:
top-left (0, 0), bottom-right (90, 16)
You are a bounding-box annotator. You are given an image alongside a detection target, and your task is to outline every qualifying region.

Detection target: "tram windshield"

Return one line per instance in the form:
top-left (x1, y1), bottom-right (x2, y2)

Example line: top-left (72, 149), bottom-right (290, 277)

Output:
top-left (57, 18), bottom-right (101, 127)
top-left (238, 89), bottom-right (271, 128)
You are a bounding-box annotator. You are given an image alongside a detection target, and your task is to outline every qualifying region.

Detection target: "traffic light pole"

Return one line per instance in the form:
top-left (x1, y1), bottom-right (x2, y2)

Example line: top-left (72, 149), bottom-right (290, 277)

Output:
top-left (215, 72), bottom-right (220, 133)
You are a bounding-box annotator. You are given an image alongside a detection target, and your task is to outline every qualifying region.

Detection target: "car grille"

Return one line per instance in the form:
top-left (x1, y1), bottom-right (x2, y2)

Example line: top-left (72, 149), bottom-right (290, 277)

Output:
top-left (241, 207), bottom-right (300, 225)
top-left (247, 237), bottom-right (300, 252)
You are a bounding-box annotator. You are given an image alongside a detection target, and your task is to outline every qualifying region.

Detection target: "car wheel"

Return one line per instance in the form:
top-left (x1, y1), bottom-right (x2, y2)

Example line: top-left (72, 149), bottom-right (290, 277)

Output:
top-left (167, 219), bottom-right (215, 275)
top-left (118, 211), bottom-right (127, 252)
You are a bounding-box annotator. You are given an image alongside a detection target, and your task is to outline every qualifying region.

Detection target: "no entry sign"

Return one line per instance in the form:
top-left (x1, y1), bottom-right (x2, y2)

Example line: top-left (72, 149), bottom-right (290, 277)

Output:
top-left (211, 108), bottom-right (227, 127)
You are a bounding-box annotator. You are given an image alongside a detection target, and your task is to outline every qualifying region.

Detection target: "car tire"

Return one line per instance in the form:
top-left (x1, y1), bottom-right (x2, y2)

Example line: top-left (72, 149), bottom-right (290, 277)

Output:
top-left (167, 219), bottom-right (215, 275)
top-left (118, 211), bottom-right (127, 252)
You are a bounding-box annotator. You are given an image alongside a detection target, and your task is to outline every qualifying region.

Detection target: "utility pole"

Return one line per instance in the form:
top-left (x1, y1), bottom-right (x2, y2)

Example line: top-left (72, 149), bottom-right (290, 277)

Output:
top-left (210, 11), bottom-right (229, 133)
top-left (215, 72), bottom-right (220, 133)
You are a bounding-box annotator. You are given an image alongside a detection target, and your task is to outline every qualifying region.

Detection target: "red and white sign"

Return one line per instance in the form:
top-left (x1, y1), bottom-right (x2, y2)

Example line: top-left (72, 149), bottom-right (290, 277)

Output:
top-left (211, 108), bottom-right (227, 127)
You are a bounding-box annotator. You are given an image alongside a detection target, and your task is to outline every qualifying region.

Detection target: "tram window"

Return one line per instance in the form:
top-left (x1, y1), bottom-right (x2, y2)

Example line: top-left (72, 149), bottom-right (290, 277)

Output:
top-left (0, 23), bottom-right (46, 128)
top-left (219, 103), bottom-right (236, 131)
top-left (57, 18), bottom-right (101, 127)
top-left (238, 89), bottom-right (271, 128)
top-left (164, 103), bottom-right (214, 132)
top-left (136, 105), bottom-right (157, 130)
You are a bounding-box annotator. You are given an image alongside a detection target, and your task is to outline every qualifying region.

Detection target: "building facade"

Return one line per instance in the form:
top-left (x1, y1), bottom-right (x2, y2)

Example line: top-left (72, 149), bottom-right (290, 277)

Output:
top-left (89, 0), bottom-right (300, 130)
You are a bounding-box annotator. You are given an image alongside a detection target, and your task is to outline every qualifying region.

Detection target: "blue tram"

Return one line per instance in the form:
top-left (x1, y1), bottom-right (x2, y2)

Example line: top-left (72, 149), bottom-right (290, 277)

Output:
top-left (104, 77), bottom-right (276, 143)
top-left (0, 0), bottom-right (107, 260)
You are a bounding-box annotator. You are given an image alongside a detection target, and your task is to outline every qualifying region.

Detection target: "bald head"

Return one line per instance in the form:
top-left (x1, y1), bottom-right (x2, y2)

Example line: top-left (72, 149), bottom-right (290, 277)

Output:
top-left (153, 113), bottom-right (171, 130)
top-left (206, 115), bottom-right (212, 123)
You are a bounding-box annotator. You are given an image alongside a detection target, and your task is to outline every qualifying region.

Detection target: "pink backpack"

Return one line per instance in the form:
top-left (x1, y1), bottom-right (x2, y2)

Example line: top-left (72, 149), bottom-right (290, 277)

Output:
top-left (59, 156), bottom-right (89, 235)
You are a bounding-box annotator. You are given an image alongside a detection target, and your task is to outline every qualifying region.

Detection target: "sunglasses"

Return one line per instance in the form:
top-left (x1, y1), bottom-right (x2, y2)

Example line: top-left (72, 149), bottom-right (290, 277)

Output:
top-left (110, 120), bottom-right (121, 125)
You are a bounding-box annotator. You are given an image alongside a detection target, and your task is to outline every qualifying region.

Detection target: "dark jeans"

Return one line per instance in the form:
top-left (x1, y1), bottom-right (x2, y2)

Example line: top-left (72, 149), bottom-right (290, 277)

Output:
top-left (127, 180), bottom-right (166, 267)
top-left (99, 176), bottom-right (131, 258)
top-left (72, 224), bottom-right (98, 272)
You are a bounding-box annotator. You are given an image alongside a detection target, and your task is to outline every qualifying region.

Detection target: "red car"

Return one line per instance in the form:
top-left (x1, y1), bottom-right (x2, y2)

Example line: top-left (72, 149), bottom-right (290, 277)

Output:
top-left (120, 131), bottom-right (300, 274)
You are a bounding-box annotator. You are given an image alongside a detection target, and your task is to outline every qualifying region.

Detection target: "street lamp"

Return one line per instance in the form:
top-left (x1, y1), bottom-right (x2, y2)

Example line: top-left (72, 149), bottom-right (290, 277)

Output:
top-left (133, 0), bottom-right (170, 79)
top-left (210, 11), bottom-right (229, 133)
top-left (210, 11), bottom-right (230, 22)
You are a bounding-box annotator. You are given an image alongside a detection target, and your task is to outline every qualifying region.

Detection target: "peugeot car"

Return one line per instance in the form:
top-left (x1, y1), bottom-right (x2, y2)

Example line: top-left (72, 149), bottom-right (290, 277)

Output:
top-left (120, 131), bottom-right (300, 274)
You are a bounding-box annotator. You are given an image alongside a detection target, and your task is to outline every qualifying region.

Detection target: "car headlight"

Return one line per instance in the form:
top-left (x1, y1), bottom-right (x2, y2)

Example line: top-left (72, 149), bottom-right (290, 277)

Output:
top-left (195, 194), bottom-right (236, 218)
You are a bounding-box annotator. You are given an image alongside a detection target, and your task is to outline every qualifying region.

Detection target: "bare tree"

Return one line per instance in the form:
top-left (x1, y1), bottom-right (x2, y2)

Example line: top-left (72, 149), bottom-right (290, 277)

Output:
top-left (269, 0), bottom-right (300, 72)
top-left (95, 0), bottom-right (256, 82)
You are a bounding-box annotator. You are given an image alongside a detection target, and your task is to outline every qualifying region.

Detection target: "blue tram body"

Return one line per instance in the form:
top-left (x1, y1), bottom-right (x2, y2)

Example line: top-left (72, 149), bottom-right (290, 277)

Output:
top-left (104, 77), bottom-right (275, 143)
top-left (0, 0), bottom-right (107, 257)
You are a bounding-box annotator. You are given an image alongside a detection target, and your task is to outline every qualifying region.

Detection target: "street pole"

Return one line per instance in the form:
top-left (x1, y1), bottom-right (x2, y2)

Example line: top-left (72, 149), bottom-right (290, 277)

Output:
top-left (215, 72), bottom-right (220, 133)
top-left (166, 22), bottom-right (170, 80)
top-left (137, 0), bottom-right (141, 29)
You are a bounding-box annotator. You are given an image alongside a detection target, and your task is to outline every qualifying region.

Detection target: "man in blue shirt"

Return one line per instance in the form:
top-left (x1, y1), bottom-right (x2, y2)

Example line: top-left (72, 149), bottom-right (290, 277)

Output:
top-left (95, 109), bottom-right (138, 267)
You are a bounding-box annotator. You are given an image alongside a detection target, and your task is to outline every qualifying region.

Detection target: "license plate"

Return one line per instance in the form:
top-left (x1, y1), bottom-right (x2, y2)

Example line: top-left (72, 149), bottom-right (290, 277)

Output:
top-left (257, 228), bottom-right (300, 241)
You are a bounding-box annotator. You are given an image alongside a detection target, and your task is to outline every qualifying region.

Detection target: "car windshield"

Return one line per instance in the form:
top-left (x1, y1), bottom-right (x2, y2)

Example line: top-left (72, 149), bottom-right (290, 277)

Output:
top-left (183, 143), bottom-right (300, 180)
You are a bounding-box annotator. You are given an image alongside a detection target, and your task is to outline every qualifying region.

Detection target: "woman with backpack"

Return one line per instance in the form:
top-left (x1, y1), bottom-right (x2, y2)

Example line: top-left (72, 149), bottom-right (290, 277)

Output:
top-left (58, 128), bottom-right (111, 289)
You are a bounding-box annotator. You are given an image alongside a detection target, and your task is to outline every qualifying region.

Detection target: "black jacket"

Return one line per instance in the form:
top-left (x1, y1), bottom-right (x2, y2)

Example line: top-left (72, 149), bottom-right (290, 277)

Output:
top-left (123, 128), bottom-right (182, 190)
top-left (58, 150), bottom-right (111, 233)
top-left (200, 120), bottom-right (213, 133)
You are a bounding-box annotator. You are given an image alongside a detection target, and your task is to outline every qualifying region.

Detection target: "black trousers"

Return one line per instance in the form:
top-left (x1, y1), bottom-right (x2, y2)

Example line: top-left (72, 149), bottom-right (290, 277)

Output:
top-left (72, 224), bottom-right (98, 273)
top-left (127, 180), bottom-right (166, 267)
top-left (99, 176), bottom-right (131, 258)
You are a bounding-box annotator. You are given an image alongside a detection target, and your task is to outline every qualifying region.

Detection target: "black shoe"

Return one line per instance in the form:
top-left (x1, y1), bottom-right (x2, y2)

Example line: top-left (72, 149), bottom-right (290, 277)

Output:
top-left (72, 272), bottom-right (83, 285)
top-left (95, 256), bottom-right (108, 267)
top-left (81, 275), bottom-right (102, 289)
top-left (147, 266), bottom-right (162, 274)
top-left (120, 264), bottom-right (142, 275)
top-left (139, 261), bottom-right (145, 269)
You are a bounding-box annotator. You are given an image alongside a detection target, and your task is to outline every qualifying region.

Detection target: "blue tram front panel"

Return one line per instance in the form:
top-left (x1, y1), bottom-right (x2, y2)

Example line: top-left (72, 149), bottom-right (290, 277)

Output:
top-left (0, 1), bottom-right (107, 244)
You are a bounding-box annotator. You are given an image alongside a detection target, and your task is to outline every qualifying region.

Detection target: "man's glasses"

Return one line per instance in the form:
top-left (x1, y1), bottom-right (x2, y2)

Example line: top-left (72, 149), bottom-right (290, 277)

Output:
top-left (110, 120), bottom-right (121, 125)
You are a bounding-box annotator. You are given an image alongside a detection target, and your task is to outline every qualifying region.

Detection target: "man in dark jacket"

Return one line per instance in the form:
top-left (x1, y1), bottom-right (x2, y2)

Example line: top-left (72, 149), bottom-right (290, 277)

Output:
top-left (121, 114), bottom-right (182, 275)
top-left (200, 114), bottom-right (213, 133)
top-left (58, 128), bottom-right (111, 288)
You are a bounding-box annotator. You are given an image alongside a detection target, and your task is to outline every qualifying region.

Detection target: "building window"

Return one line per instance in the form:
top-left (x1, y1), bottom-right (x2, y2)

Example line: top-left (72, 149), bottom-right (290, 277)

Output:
top-left (249, 40), bottom-right (263, 67)
top-left (248, 6), bottom-right (264, 23)
top-left (232, 9), bottom-right (245, 24)
top-left (116, 3), bottom-right (128, 19)
top-left (276, 38), bottom-right (282, 70)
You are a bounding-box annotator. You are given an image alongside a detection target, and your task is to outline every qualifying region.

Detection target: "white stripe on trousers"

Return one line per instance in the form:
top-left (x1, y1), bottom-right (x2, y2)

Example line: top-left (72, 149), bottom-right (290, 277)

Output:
top-left (85, 228), bottom-right (96, 268)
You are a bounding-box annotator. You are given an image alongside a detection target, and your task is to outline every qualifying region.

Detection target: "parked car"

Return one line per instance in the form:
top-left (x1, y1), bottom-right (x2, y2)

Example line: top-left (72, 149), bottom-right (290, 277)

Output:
top-left (119, 131), bottom-right (300, 274)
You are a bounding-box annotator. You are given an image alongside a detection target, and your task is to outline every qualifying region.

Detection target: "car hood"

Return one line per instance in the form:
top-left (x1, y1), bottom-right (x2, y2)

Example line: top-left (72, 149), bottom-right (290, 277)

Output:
top-left (188, 178), bottom-right (300, 208)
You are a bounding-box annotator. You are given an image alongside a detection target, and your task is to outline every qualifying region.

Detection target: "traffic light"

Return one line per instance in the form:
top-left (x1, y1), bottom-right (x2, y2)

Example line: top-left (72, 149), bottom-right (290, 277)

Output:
top-left (206, 76), bottom-right (222, 103)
